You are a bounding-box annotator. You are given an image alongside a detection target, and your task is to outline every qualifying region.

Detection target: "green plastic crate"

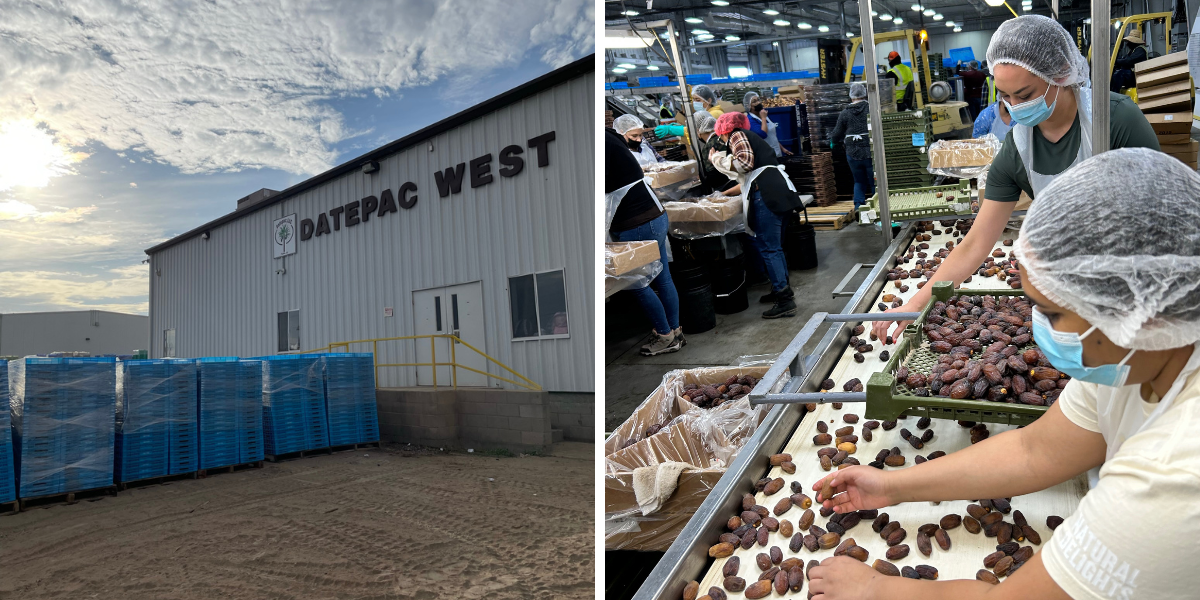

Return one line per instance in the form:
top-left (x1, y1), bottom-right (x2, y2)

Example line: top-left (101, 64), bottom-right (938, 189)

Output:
top-left (865, 282), bottom-right (1049, 426)
top-left (868, 180), bottom-right (970, 220)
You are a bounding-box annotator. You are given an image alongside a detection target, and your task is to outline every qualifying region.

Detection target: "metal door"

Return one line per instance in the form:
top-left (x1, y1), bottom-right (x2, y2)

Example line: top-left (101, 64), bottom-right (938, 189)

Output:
top-left (413, 282), bottom-right (487, 387)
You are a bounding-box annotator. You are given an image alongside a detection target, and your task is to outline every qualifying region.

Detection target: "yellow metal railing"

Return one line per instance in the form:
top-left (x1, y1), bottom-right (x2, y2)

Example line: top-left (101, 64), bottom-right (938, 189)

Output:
top-left (292, 334), bottom-right (541, 391)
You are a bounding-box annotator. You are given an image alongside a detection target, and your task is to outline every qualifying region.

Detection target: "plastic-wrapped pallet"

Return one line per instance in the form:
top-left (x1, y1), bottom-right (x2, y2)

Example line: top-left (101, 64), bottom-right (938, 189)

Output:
top-left (197, 358), bottom-right (264, 469)
top-left (9, 357), bottom-right (117, 498)
top-left (0, 361), bottom-right (15, 505)
top-left (114, 359), bottom-right (198, 483)
top-left (321, 353), bottom-right (380, 447)
top-left (258, 354), bottom-right (329, 456)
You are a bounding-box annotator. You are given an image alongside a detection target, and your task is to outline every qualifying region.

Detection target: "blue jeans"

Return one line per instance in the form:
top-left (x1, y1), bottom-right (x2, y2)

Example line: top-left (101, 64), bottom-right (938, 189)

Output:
top-left (612, 212), bottom-right (680, 335)
top-left (747, 191), bottom-right (789, 294)
top-left (847, 157), bottom-right (875, 208)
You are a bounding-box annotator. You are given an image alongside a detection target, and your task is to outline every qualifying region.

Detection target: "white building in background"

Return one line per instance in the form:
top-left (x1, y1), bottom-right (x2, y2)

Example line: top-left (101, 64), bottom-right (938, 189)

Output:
top-left (144, 56), bottom-right (595, 398)
top-left (0, 310), bottom-right (148, 357)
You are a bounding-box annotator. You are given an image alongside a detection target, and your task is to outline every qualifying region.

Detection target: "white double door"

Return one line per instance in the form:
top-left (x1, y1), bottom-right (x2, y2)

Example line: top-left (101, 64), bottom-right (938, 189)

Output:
top-left (412, 282), bottom-right (487, 387)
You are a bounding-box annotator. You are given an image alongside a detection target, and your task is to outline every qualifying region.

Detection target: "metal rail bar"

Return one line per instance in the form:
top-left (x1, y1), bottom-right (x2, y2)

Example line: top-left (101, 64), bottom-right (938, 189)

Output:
top-left (831, 263), bottom-right (871, 298)
top-left (1092, 0), bottom-right (1111, 155)
top-left (629, 220), bottom-right (919, 600)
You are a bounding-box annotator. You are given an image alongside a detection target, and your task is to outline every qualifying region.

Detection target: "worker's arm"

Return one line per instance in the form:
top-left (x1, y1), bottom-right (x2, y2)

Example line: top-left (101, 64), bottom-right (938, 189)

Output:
top-left (1113, 46), bottom-right (1147, 69)
top-left (871, 198), bottom-right (1016, 341)
top-left (723, 183), bottom-right (742, 196)
top-left (748, 115), bottom-right (768, 139)
top-left (809, 551), bottom-right (1071, 600)
top-left (830, 111), bottom-right (849, 148)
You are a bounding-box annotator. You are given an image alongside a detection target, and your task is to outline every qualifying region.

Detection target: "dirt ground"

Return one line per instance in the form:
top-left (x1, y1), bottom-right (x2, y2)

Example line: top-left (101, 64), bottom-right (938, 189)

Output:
top-left (0, 442), bottom-right (594, 600)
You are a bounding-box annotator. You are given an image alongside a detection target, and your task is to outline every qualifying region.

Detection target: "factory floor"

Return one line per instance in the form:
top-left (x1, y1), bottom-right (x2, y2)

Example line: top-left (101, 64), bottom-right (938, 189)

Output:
top-left (0, 442), bottom-right (593, 600)
top-left (605, 222), bottom-right (888, 433)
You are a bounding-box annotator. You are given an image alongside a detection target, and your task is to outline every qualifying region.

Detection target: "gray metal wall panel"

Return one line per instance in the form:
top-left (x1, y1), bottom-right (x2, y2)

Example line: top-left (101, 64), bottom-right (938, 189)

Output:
top-left (0, 311), bottom-right (149, 356)
top-left (149, 72), bottom-right (594, 392)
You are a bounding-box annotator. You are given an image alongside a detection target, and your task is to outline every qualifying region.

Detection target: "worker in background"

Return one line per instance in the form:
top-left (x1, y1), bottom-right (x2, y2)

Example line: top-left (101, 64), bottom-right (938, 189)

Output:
top-left (1111, 30), bottom-right (1150, 93)
top-left (972, 98), bottom-right (1014, 140)
top-left (709, 111), bottom-right (803, 319)
top-left (613, 114), bottom-right (665, 167)
top-left (811, 148), bottom-right (1200, 600)
top-left (658, 95), bottom-right (675, 120)
top-left (830, 83), bottom-right (874, 209)
top-left (688, 110), bottom-right (738, 196)
top-left (960, 60), bottom-right (988, 119)
top-left (884, 51), bottom-right (914, 110)
top-left (873, 14), bottom-right (1159, 342)
top-left (691, 84), bottom-right (724, 118)
top-left (605, 128), bottom-right (683, 356)
top-left (742, 91), bottom-right (792, 158)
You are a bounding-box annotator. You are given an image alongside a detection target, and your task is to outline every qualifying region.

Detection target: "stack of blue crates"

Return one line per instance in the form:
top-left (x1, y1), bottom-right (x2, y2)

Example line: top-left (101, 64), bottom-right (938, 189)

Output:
top-left (322, 353), bottom-right (380, 447)
top-left (0, 361), bottom-right (16, 505)
top-left (114, 359), bottom-right (198, 482)
top-left (10, 357), bottom-right (116, 498)
top-left (197, 358), bottom-right (264, 469)
top-left (259, 355), bottom-right (328, 456)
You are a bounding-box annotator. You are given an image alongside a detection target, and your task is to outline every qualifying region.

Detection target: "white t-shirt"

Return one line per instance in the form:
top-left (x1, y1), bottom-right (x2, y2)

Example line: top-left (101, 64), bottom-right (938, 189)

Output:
top-left (1042, 368), bottom-right (1200, 599)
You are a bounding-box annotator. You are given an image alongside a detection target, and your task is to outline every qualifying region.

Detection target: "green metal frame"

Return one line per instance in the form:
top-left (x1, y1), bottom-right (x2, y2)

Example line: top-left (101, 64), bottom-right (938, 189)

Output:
top-left (868, 180), bottom-right (971, 221)
top-left (864, 281), bottom-right (1048, 426)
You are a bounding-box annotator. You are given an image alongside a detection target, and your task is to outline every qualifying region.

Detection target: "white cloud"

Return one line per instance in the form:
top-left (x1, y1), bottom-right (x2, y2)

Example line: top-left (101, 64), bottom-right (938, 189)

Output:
top-left (0, 267), bottom-right (148, 314)
top-left (128, 182), bottom-right (137, 188)
top-left (0, 199), bottom-right (97, 223)
top-left (0, 0), bottom-right (594, 177)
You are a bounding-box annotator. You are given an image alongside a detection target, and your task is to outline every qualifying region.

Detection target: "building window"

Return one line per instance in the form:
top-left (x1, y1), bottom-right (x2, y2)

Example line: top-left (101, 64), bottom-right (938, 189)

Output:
top-left (277, 310), bottom-right (300, 352)
top-left (163, 329), bottom-right (176, 358)
top-left (508, 270), bottom-right (569, 340)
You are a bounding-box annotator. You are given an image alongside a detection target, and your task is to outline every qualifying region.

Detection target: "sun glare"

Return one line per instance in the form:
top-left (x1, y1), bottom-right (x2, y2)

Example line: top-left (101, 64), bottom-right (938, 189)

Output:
top-left (0, 120), bottom-right (82, 191)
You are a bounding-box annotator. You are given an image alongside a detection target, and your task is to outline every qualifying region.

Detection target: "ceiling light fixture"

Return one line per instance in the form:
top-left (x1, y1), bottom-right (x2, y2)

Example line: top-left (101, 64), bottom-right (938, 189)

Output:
top-left (954, 26), bottom-right (962, 31)
top-left (763, 8), bottom-right (780, 15)
top-left (712, 0), bottom-right (730, 5)
top-left (879, 13), bottom-right (892, 20)
top-left (646, 65), bottom-right (660, 70)
top-left (692, 29), bottom-right (709, 34)
top-left (797, 21), bottom-right (813, 29)
top-left (818, 24), bottom-right (830, 32)
top-left (911, 3), bottom-right (923, 11)
top-left (773, 19), bottom-right (791, 26)
top-left (612, 68), bottom-right (628, 73)
top-left (624, 10), bottom-right (639, 15)
top-left (893, 17), bottom-right (903, 24)
top-left (725, 34), bottom-right (741, 40)
top-left (618, 63), bottom-right (636, 68)
top-left (848, 32), bottom-right (857, 37)
top-left (685, 17), bottom-right (704, 23)
top-left (924, 8), bottom-right (935, 15)
top-left (933, 13), bottom-right (944, 19)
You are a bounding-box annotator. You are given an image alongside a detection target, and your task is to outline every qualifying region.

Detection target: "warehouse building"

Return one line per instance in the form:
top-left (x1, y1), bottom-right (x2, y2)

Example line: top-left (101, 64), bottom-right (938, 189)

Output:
top-left (145, 55), bottom-right (595, 443)
top-left (0, 310), bottom-right (148, 357)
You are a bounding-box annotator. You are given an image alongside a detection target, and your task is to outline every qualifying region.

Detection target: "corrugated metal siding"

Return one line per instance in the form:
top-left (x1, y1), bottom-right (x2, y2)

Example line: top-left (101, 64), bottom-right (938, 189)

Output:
top-left (0, 311), bottom-right (149, 356)
top-left (148, 71), bottom-right (595, 392)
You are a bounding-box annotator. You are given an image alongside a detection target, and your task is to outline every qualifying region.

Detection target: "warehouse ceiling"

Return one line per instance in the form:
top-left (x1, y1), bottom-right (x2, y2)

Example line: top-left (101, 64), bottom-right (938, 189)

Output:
top-left (605, 0), bottom-right (1091, 45)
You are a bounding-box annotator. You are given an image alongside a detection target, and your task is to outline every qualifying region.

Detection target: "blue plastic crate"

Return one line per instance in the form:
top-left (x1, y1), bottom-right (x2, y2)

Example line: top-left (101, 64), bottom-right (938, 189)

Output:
top-left (948, 47), bottom-right (975, 65)
top-left (255, 355), bottom-right (329, 456)
top-left (197, 358), bottom-right (264, 469)
top-left (322, 353), bottom-right (380, 446)
top-left (0, 361), bottom-right (15, 504)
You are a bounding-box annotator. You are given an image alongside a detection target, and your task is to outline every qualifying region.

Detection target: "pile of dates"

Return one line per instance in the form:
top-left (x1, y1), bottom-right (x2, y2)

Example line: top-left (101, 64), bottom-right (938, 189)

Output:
top-left (897, 295), bottom-right (1069, 406)
top-left (682, 375), bottom-right (760, 409)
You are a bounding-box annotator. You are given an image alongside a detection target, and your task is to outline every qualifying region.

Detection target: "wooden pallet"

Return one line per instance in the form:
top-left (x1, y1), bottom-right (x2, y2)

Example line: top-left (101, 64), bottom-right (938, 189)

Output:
top-left (0, 499), bottom-right (18, 516)
top-left (804, 201), bottom-right (857, 230)
top-left (195, 460), bottom-right (265, 478)
top-left (18, 485), bottom-right (118, 511)
top-left (329, 441), bottom-right (381, 454)
top-left (265, 447), bottom-right (333, 463)
top-left (117, 471), bottom-right (198, 491)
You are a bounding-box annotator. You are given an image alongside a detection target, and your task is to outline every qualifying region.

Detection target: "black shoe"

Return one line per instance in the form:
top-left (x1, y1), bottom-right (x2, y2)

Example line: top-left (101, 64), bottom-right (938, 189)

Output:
top-left (759, 287), bottom-right (795, 304)
top-left (763, 298), bottom-right (798, 319)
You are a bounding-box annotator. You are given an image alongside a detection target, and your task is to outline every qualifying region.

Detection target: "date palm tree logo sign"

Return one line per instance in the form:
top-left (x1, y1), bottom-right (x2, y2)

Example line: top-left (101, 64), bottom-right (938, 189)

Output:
top-left (275, 220), bottom-right (293, 246)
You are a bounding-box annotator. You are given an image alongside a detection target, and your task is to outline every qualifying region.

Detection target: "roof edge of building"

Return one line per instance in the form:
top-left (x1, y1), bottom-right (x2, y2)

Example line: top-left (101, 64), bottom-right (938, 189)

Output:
top-left (145, 53), bottom-right (595, 255)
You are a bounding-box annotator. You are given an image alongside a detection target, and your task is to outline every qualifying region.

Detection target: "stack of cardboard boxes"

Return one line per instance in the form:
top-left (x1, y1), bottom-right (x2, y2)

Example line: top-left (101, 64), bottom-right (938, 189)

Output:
top-left (1134, 52), bottom-right (1197, 168)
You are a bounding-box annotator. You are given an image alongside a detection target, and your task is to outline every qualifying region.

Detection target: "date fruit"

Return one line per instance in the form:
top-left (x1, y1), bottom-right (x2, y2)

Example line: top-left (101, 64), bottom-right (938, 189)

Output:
top-left (886, 544), bottom-right (909, 560)
top-left (709, 542), bottom-right (735, 558)
top-left (916, 531), bottom-right (932, 556)
top-left (780, 519), bottom-right (794, 538)
top-left (873, 560), bottom-right (901, 577)
top-left (915, 565), bottom-right (939, 580)
top-left (743, 580), bottom-right (772, 599)
top-left (723, 557), bottom-right (740, 577)
top-left (940, 514), bottom-right (961, 530)
top-left (1046, 516), bottom-right (1064, 530)
top-left (683, 581), bottom-right (700, 600)
top-left (723, 577), bottom-right (746, 592)
top-left (977, 570), bottom-right (1000, 585)
top-left (935, 528), bottom-right (951, 551)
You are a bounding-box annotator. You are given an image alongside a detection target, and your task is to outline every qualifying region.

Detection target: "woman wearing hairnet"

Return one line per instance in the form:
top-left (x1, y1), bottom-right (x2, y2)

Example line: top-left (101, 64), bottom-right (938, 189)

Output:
top-left (710, 111), bottom-right (804, 319)
top-left (808, 148), bottom-right (1200, 600)
top-left (830, 83), bottom-right (874, 208)
top-left (691, 84), bottom-right (724, 118)
top-left (689, 110), bottom-right (738, 196)
top-left (613, 114), bottom-right (665, 167)
top-left (873, 15), bottom-right (1158, 342)
top-left (743, 91), bottom-right (791, 158)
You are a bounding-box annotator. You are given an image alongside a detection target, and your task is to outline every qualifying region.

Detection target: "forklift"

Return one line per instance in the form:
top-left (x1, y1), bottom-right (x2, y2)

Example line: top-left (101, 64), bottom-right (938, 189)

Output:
top-left (845, 29), bottom-right (973, 139)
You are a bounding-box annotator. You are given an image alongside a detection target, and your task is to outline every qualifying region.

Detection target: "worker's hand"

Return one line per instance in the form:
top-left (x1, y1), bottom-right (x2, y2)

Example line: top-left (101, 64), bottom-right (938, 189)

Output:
top-left (758, 108), bottom-right (769, 122)
top-left (808, 556), bottom-right (882, 600)
top-left (811, 466), bottom-right (894, 512)
top-left (655, 123), bottom-right (685, 138)
top-left (871, 301), bottom-right (917, 344)
top-left (781, 146), bottom-right (793, 156)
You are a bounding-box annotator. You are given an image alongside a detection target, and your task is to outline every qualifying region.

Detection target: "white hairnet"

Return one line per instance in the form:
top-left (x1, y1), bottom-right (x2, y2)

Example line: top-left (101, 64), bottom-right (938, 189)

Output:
top-left (613, 114), bottom-right (643, 135)
top-left (743, 91), bottom-right (760, 108)
top-left (693, 84), bottom-right (717, 104)
top-left (694, 110), bottom-right (717, 135)
top-left (985, 15), bottom-right (1089, 87)
top-left (849, 83), bottom-right (867, 99)
top-left (1014, 148), bottom-right (1200, 351)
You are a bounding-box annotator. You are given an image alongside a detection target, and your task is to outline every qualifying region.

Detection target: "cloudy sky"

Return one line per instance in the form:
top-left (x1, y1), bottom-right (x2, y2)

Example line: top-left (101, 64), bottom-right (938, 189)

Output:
top-left (0, 0), bottom-right (594, 315)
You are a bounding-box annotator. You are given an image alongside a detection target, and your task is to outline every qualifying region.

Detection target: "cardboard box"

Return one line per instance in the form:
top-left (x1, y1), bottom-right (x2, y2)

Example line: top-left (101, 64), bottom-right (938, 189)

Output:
top-left (605, 469), bottom-right (726, 551)
top-left (1144, 112), bottom-right (1193, 134)
top-left (1138, 91), bottom-right (1194, 114)
top-left (1159, 141), bottom-right (1198, 154)
top-left (1137, 79), bottom-right (1192, 101)
top-left (604, 241), bottom-right (660, 276)
top-left (1136, 64), bottom-right (1191, 89)
top-left (929, 138), bottom-right (999, 168)
top-left (664, 195), bottom-right (743, 223)
top-left (1158, 133), bottom-right (1192, 145)
top-left (1134, 51), bottom-right (1188, 75)
top-left (644, 160), bottom-right (700, 188)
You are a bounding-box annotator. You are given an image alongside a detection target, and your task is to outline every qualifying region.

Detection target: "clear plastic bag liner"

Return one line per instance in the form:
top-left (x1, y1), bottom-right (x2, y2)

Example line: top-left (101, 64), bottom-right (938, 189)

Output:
top-left (255, 354), bottom-right (326, 402)
top-left (736, 354), bottom-right (779, 367)
top-left (116, 359), bottom-right (198, 434)
top-left (607, 260), bottom-right (663, 291)
top-left (664, 195), bottom-right (746, 239)
top-left (605, 241), bottom-right (660, 276)
top-left (927, 134), bottom-right (1002, 178)
top-left (9, 357), bottom-right (117, 493)
top-left (645, 161), bottom-right (701, 201)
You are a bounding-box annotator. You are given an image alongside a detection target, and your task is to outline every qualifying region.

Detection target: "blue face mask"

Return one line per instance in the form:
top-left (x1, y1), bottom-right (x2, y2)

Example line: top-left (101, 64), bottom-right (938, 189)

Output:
top-left (694, 100), bottom-right (706, 111)
top-left (1031, 307), bottom-right (1136, 387)
top-left (1003, 82), bottom-right (1060, 127)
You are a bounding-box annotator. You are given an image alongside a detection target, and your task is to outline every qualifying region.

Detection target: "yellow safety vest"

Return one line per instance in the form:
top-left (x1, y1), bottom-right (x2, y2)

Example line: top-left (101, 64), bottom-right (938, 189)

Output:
top-left (888, 63), bottom-right (913, 102)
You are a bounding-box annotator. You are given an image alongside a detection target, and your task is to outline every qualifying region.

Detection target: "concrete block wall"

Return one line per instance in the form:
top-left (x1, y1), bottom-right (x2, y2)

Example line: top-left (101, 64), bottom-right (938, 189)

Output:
top-left (548, 392), bottom-right (595, 442)
top-left (376, 388), bottom-right (554, 452)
